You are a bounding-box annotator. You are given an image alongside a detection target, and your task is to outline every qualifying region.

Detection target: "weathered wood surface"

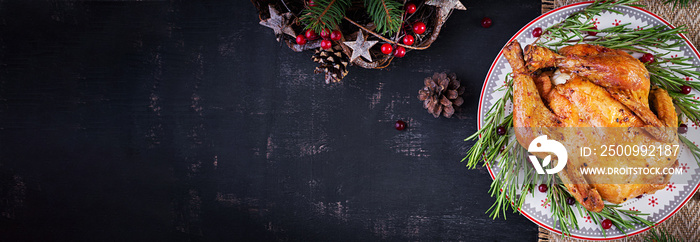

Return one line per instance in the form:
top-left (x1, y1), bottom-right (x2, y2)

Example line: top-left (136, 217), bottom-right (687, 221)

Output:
top-left (0, 0), bottom-right (541, 240)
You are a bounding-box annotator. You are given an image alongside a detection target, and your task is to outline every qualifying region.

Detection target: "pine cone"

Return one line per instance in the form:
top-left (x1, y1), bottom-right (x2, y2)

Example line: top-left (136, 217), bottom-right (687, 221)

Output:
top-left (418, 72), bottom-right (465, 118)
top-left (312, 45), bottom-right (350, 84)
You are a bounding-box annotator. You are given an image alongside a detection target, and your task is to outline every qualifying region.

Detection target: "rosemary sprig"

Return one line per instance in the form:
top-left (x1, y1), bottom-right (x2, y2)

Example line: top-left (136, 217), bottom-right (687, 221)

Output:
top-left (664, 0), bottom-right (697, 9)
top-left (463, 0), bottom-right (700, 238)
top-left (464, 74), bottom-right (514, 170)
top-left (587, 204), bottom-right (653, 237)
top-left (644, 227), bottom-right (684, 242)
top-left (679, 135), bottom-right (700, 163)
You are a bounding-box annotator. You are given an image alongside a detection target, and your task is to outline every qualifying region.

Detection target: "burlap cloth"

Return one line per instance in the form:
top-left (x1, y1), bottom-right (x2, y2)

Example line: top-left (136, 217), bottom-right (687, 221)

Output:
top-left (536, 1), bottom-right (700, 241)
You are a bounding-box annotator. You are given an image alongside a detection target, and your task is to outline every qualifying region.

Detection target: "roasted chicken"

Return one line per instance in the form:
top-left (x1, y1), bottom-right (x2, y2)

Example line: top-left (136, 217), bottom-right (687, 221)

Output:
top-left (504, 40), bottom-right (679, 212)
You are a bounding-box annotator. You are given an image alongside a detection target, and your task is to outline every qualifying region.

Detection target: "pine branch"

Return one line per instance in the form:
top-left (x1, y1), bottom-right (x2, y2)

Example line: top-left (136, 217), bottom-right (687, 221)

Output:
top-left (364, 0), bottom-right (404, 35)
top-left (300, 0), bottom-right (351, 33)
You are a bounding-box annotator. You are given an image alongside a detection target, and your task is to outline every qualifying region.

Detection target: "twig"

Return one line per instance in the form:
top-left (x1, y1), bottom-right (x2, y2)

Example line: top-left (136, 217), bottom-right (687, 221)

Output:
top-left (343, 16), bottom-right (431, 50)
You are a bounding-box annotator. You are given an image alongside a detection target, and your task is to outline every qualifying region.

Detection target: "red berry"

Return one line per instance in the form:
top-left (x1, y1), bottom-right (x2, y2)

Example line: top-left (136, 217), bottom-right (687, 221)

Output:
top-left (308, 0), bottom-right (317, 7)
top-left (679, 124), bottom-right (688, 134)
top-left (538, 184), bottom-right (548, 193)
top-left (395, 120), bottom-right (406, 130)
top-left (305, 29), bottom-right (318, 40)
top-left (532, 27), bottom-right (543, 37)
top-left (413, 22), bottom-right (426, 34)
top-left (640, 53), bottom-right (655, 63)
top-left (481, 17), bottom-right (492, 28)
top-left (320, 39), bottom-right (332, 49)
top-left (380, 43), bottom-right (393, 55)
top-left (402, 35), bottom-right (415, 46)
top-left (601, 219), bottom-right (612, 230)
top-left (394, 46), bottom-right (406, 57)
top-left (330, 30), bottom-right (342, 41)
top-left (405, 3), bottom-right (417, 14)
top-left (320, 29), bottom-right (330, 39)
top-left (681, 85), bottom-right (692, 94)
top-left (296, 34), bottom-right (307, 45)
top-left (587, 26), bottom-right (598, 36)
top-left (496, 126), bottom-right (506, 135)
top-left (566, 197), bottom-right (576, 205)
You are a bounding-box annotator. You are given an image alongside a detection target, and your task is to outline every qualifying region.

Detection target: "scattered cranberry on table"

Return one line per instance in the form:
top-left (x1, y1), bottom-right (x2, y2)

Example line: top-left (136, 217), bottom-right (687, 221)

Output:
top-left (532, 27), bottom-right (543, 37)
top-left (296, 34), bottom-right (307, 45)
top-left (601, 219), bottom-right (613, 230)
top-left (394, 46), bottom-right (406, 57)
top-left (380, 43), bottom-right (393, 55)
top-left (680, 85), bottom-right (692, 95)
top-left (413, 22), bottom-right (426, 34)
top-left (639, 53), bottom-right (654, 63)
top-left (403, 35), bottom-right (415, 46)
top-left (320, 39), bottom-right (332, 49)
top-left (330, 30), bottom-right (342, 41)
top-left (395, 120), bottom-right (407, 131)
top-left (679, 123), bottom-right (688, 134)
top-left (405, 3), bottom-right (417, 14)
top-left (538, 184), bottom-right (548, 193)
top-left (481, 17), bottom-right (492, 28)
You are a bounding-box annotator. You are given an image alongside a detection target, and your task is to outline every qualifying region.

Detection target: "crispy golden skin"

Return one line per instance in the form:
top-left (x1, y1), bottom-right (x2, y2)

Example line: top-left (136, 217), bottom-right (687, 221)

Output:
top-left (504, 40), bottom-right (679, 210)
top-left (525, 44), bottom-right (675, 142)
top-left (505, 40), bottom-right (605, 212)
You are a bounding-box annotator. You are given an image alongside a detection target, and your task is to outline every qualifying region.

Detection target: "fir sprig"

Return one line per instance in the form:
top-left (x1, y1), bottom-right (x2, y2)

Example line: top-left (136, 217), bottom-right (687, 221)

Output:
top-left (301, 0), bottom-right (403, 35)
top-left (364, 0), bottom-right (404, 35)
top-left (464, 0), bottom-right (700, 238)
top-left (300, 0), bottom-right (352, 33)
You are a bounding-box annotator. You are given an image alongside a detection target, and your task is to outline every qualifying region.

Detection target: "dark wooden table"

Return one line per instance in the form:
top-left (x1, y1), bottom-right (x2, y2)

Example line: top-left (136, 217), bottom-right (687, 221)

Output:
top-left (0, 0), bottom-right (542, 240)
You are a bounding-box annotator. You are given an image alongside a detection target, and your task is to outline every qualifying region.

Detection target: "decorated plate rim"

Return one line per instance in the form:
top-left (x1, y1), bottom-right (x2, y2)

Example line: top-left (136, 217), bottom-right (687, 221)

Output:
top-left (476, 1), bottom-right (700, 240)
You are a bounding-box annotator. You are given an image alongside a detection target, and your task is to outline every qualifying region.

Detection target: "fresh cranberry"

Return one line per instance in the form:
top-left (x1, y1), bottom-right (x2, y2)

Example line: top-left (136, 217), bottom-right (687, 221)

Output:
top-left (538, 184), bottom-right (548, 193)
top-left (296, 34), bottom-right (307, 45)
top-left (532, 27), bottom-right (543, 37)
top-left (380, 43), bottom-right (393, 55)
top-left (496, 126), bottom-right (506, 135)
top-left (601, 219), bottom-right (612, 230)
top-left (405, 3), bottom-right (417, 14)
top-left (481, 17), bottom-right (492, 28)
top-left (395, 120), bottom-right (407, 130)
top-left (681, 85), bottom-right (692, 95)
top-left (394, 46), bottom-right (406, 57)
top-left (639, 53), bottom-right (655, 63)
top-left (330, 30), bottom-right (342, 41)
top-left (679, 124), bottom-right (688, 134)
top-left (587, 26), bottom-right (598, 36)
top-left (413, 22), bottom-right (426, 34)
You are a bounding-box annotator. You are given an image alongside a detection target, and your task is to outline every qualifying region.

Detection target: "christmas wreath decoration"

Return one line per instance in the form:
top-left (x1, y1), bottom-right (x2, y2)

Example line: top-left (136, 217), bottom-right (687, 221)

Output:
top-left (253, 0), bottom-right (466, 84)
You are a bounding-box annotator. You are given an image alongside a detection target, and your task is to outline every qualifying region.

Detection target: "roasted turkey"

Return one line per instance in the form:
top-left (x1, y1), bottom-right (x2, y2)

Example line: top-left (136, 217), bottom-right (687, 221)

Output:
top-left (503, 40), bottom-right (679, 212)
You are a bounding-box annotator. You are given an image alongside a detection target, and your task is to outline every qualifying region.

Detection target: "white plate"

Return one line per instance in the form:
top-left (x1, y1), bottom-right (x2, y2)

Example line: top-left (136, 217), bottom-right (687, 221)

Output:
top-left (478, 2), bottom-right (700, 240)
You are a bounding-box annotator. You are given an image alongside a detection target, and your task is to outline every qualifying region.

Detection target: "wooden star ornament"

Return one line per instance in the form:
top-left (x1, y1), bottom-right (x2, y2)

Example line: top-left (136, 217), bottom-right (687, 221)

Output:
top-left (259, 5), bottom-right (296, 42)
top-left (343, 30), bottom-right (378, 63)
top-left (426, 0), bottom-right (466, 18)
